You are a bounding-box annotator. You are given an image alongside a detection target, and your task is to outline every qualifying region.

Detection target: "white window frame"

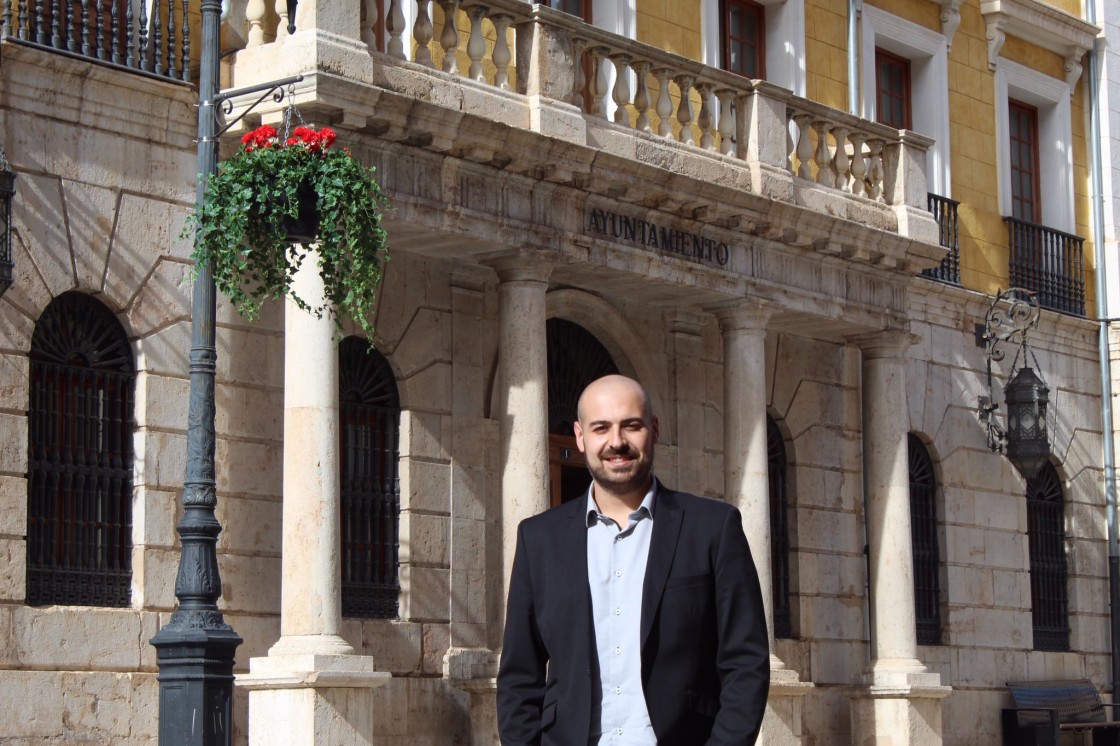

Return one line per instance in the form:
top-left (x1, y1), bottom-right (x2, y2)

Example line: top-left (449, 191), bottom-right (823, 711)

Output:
top-left (700, 0), bottom-right (806, 97)
top-left (859, 5), bottom-right (951, 197)
top-left (995, 58), bottom-right (1073, 232)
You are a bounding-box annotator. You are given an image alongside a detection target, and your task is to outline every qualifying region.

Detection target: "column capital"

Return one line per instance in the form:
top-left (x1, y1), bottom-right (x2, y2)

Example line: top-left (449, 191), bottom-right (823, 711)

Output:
top-left (850, 328), bottom-right (919, 360)
top-left (706, 300), bottom-right (772, 333)
top-left (664, 308), bottom-right (709, 338)
top-left (486, 254), bottom-right (553, 285)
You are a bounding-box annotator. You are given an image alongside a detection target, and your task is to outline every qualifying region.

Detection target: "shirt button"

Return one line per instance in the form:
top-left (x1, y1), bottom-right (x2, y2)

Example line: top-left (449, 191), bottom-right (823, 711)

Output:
top-left (615, 647), bottom-right (621, 655)
top-left (617, 728), bottom-right (624, 735)
top-left (615, 570), bottom-right (622, 577)
top-left (615, 607), bottom-right (621, 615)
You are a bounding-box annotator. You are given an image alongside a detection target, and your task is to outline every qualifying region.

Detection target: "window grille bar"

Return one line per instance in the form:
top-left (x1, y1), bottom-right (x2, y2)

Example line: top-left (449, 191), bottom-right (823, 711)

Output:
top-left (1027, 465), bottom-right (1069, 651)
top-left (908, 434), bottom-right (942, 645)
top-left (922, 193), bottom-right (960, 285)
top-left (767, 417), bottom-right (792, 639)
top-left (1, 0), bottom-right (190, 83)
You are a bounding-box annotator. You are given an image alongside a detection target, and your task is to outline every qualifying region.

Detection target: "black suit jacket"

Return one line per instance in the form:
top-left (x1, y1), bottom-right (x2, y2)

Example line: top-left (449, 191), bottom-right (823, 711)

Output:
top-left (497, 484), bottom-right (770, 745)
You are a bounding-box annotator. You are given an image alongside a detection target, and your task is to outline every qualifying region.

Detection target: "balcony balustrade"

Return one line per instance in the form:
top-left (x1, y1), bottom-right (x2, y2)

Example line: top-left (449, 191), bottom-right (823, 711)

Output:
top-left (923, 193), bottom-right (960, 285)
top-left (0, 0), bottom-right (190, 82)
top-left (232, 0), bottom-right (933, 231)
top-left (1005, 216), bottom-right (1085, 317)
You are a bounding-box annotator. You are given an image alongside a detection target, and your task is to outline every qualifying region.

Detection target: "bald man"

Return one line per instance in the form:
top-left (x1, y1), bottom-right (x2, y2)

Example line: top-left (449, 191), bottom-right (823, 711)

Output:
top-left (497, 375), bottom-right (770, 745)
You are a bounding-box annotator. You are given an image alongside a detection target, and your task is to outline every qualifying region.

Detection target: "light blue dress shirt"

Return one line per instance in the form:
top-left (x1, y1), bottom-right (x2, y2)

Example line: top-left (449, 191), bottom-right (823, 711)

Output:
top-left (586, 483), bottom-right (657, 746)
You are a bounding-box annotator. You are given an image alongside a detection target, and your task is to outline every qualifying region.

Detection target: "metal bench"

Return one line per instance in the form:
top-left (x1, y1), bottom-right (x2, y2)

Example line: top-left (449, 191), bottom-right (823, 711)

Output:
top-left (1002, 679), bottom-right (1120, 745)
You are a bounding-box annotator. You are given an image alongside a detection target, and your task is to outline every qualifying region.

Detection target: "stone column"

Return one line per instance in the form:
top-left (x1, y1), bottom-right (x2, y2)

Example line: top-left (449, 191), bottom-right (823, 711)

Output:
top-left (237, 250), bottom-right (388, 745)
top-left (848, 330), bottom-right (948, 746)
top-left (713, 302), bottom-right (811, 746)
top-left (493, 257), bottom-right (553, 630)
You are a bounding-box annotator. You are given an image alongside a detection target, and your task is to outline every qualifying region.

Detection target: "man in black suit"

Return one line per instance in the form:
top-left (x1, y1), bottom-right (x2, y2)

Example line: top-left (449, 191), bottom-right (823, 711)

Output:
top-left (497, 375), bottom-right (770, 745)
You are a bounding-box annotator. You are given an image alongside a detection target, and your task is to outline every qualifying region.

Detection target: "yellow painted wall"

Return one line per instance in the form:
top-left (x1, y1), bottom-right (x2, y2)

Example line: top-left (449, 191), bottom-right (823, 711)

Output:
top-left (636, 0), bottom-right (701, 59)
top-left (804, 0), bottom-right (849, 110)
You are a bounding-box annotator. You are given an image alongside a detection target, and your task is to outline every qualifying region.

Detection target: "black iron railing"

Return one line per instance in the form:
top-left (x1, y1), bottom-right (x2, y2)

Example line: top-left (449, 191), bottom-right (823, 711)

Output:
top-left (922, 193), bottom-right (960, 285)
top-left (1, 0), bottom-right (190, 83)
top-left (1005, 216), bottom-right (1085, 317)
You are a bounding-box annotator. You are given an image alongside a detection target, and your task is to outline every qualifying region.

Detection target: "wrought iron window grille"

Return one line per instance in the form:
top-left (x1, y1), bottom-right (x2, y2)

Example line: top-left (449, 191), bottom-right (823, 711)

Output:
top-left (768, 416), bottom-right (793, 639)
top-left (1027, 463), bottom-right (1070, 652)
top-left (908, 434), bottom-right (942, 646)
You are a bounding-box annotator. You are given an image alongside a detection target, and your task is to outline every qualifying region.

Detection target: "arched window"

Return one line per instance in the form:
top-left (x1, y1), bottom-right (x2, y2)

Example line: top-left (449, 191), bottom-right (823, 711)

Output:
top-left (339, 337), bottom-right (400, 619)
top-left (908, 434), bottom-right (941, 645)
top-left (1027, 463), bottom-right (1069, 651)
top-left (27, 292), bottom-right (134, 607)
top-left (546, 318), bottom-right (619, 505)
top-left (768, 415), bottom-right (792, 638)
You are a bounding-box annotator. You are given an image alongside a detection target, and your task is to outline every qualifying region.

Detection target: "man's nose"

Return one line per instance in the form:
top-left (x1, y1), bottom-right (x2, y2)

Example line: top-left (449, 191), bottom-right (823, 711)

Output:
top-left (606, 427), bottom-right (625, 448)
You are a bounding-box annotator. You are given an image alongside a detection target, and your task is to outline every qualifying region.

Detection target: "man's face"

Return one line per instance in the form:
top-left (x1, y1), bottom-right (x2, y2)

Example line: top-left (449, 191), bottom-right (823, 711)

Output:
top-left (573, 379), bottom-right (659, 497)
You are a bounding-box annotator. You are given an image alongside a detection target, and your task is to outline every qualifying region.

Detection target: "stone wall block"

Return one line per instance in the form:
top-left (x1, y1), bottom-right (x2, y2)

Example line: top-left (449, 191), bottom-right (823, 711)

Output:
top-left (215, 437), bottom-right (283, 498)
top-left (63, 180), bottom-right (117, 292)
top-left (451, 415), bottom-right (498, 469)
top-left (399, 566), bottom-right (450, 622)
top-left (124, 257), bottom-right (192, 338)
top-left (400, 361), bottom-right (453, 415)
top-left (217, 327), bottom-right (284, 387)
top-left (401, 411), bottom-right (452, 461)
top-left (0, 669), bottom-right (66, 737)
top-left (399, 459), bottom-right (452, 513)
top-left (422, 622), bottom-right (451, 675)
top-left (0, 538), bottom-right (25, 602)
top-left (216, 495), bottom-right (282, 554)
top-left (133, 372), bottom-right (189, 430)
top-left (0, 412), bottom-right (28, 475)
top-left (13, 607), bottom-right (144, 669)
top-left (0, 475), bottom-right (29, 536)
top-left (401, 512), bottom-right (449, 567)
top-left (392, 308), bottom-right (452, 377)
top-left (215, 383), bottom-right (282, 441)
top-left (220, 612), bottom-right (281, 666)
top-left (0, 352), bottom-right (29, 411)
top-left (360, 619), bottom-right (423, 674)
top-left (134, 546), bottom-right (181, 609)
top-left (134, 320), bottom-right (191, 378)
top-left (449, 564), bottom-right (487, 627)
top-left (217, 553), bottom-right (281, 615)
top-left (806, 639), bottom-right (866, 685)
top-left (132, 430), bottom-right (187, 491)
top-left (13, 174), bottom-right (75, 299)
top-left (132, 487), bottom-right (179, 548)
top-left (451, 466), bottom-right (491, 522)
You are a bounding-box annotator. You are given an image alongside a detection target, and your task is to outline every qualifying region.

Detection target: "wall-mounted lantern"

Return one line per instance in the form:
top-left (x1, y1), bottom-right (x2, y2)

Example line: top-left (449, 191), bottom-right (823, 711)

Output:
top-left (0, 146), bottom-right (16, 297)
top-left (976, 288), bottom-right (1050, 479)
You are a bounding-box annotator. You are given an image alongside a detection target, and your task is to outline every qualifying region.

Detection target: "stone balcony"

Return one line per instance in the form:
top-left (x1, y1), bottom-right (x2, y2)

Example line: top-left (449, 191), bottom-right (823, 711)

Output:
top-left (227, 0), bottom-right (944, 332)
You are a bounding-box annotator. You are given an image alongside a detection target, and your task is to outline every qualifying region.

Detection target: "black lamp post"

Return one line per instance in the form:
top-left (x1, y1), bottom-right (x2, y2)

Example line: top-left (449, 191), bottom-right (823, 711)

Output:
top-left (149, 0), bottom-right (303, 739)
top-left (976, 288), bottom-right (1051, 479)
top-left (0, 145), bottom-right (16, 297)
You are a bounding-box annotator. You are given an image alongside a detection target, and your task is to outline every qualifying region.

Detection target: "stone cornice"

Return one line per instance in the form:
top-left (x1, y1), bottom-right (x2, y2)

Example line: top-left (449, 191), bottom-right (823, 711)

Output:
top-left (980, 0), bottom-right (1099, 89)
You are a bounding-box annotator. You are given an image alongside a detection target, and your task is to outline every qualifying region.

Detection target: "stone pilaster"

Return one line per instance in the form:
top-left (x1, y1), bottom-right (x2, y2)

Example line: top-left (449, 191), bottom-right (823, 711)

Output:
top-left (237, 250), bottom-right (388, 745)
top-left (848, 330), bottom-right (948, 746)
top-left (711, 302), bottom-right (811, 745)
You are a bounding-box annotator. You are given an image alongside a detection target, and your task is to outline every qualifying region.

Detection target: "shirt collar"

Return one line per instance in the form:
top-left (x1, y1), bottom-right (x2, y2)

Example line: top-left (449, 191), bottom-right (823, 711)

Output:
top-left (585, 479), bottom-right (657, 527)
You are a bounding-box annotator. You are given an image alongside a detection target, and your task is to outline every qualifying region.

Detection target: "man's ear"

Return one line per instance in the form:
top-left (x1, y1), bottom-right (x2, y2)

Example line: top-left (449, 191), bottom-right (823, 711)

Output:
top-left (573, 421), bottom-right (587, 453)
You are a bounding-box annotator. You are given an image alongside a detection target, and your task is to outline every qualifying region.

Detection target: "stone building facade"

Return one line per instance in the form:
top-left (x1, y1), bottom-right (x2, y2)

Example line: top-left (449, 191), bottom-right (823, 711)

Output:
top-left (0, 0), bottom-right (1111, 744)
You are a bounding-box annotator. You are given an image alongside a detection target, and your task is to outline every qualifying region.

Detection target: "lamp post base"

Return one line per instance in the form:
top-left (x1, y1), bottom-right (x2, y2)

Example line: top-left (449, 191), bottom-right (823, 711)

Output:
top-left (152, 623), bottom-right (244, 746)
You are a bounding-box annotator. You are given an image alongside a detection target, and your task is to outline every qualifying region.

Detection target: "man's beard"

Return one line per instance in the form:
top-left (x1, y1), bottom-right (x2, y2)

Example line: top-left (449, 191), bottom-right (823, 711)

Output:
top-left (589, 446), bottom-right (653, 495)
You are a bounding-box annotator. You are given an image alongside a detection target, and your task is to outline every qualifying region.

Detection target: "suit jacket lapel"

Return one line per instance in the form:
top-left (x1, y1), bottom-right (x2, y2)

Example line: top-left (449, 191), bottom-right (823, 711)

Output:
top-left (641, 485), bottom-right (682, 648)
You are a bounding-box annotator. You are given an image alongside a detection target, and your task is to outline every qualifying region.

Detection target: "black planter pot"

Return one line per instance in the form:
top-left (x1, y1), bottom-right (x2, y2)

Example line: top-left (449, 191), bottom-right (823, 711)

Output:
top-left (281, 181), bottom-right (321, 244)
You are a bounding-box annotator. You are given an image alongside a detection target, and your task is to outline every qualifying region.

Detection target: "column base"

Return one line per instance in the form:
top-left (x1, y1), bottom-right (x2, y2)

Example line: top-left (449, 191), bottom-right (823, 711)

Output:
top-left (762, 664), bottom-right (814, 745)
top-left (847, 668), bottom-right (951, 746)
top-left (237, 653), bottom-right (390, 746)
top-left (446, 648), bottom-right (500, 746)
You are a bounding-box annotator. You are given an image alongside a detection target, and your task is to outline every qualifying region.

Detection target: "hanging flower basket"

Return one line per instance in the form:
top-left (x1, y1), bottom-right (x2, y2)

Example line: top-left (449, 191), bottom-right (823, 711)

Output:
top-left (186, 123), bottom-right (390, 340)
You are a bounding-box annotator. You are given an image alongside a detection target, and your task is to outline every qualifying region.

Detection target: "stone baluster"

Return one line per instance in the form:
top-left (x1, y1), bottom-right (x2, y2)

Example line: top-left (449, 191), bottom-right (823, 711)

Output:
top-left (654, 68), bottom-right (673, 137)
top-left (274, 0), bottom-right (290, 37)
top-left (414, 0), bottom-right (434, 67)
top-left (572, 38), bottom-right (588, 108)
top-left (675, 74), bottom-right (696, 146)
top-left (697, 83), bottom-right (715, 151)
top-left (589, 46), bottom-right (609, 119)
top-left (361, 0), bottom-right (380, 53)
top-left (831, 125), bottom-right (850, 192)
top-left (610, 53), bottom-right (632, 126)
top-left (717, 89), bottom-right (735, 156)
top-left (792, 113), bottom-right (812, 179)
top-left (492, 14), bottom-right (512, 90)
top-left (246, 0), bottom-right (266, 46)
top-left (633, 60), bottom-right (653, 133)
top-left (866, 138), bottom-right (885, 202)
top-left (387, 0), bottom-right (406, 58)
top-left (812, 120), bottom-right (832, 186)
top-left (466, 5), bottom-right (487, 82)
top-left (849, 132), bottom-right (867, 198)
top-left (439, 0), bottom-right (461, 73)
